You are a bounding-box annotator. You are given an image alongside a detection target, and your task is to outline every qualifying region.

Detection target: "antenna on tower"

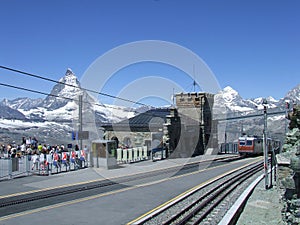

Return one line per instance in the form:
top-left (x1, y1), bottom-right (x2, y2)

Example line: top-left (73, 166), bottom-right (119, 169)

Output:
top-left (172, 88), bottom-right (175, 106)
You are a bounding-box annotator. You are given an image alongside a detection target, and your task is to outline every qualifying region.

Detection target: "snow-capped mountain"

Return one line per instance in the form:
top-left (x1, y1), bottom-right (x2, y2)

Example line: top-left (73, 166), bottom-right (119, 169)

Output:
top-left (214, 86), bottom-right (282, 113)
top-left (215, 84), bottom-right (300, 115)
top-left (251, 96), bottom-right (279, 110)
top-left (1, 97), bottom-right (43, 110)
top-left (214, 86), bottom-right (257, 113)
top-left (38, 68), bottom-right (84, 110)
top-left (281, 83), bottom-right (300, 106)
top-left (0, 67), bottom-right (299, 145)
top-left (215, 84), bottom-right (300, 144)
top-left (0, 69), bottom-right (135, 144)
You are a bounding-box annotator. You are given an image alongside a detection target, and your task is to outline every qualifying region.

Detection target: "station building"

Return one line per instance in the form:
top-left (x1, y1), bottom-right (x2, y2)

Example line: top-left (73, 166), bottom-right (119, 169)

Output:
top-left (101, 92), bottom-right (218, 157)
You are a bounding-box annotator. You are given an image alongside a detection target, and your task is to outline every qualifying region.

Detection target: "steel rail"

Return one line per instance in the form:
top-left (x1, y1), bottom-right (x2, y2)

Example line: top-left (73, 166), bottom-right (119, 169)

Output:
top-left (134, 160), bottom-right (262, 225)
top-left (177, 164), bottom-right (262, 225)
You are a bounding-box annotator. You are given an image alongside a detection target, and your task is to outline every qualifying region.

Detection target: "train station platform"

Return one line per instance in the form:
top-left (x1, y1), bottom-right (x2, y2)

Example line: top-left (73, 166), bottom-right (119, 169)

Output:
top-left (0, 154), bottom-right (235, 196)
top-left (0, 154), bottom-right (285, 224)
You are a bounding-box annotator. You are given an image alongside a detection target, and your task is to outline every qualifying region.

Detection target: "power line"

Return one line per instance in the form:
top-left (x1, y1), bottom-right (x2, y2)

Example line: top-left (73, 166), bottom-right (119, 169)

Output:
top-left (0, 66), bottom-right (172, 125)
top-left (0, 81), bottom-right (155, 122)
top-left (0, 65), bottom-right (148, 107)
top-left (0, 81), bottom-right (138, 114)
top-left (0, 82), bottom-right (85, 104)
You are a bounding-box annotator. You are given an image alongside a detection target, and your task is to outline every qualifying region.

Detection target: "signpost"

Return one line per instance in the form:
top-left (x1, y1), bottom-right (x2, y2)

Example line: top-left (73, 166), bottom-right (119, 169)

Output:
top-left (262, 99), bottom-right (269, 189)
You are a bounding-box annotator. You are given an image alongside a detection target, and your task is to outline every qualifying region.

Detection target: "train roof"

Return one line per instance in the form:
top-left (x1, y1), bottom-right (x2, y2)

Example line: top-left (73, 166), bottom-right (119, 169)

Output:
top-left (239, 136), bottom-right (256, 141)
top-left (238, 135), bottom-right (263, 140)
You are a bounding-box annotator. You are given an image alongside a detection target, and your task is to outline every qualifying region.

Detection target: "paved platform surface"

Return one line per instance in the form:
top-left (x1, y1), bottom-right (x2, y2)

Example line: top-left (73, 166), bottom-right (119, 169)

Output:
top-left (0, 154), bottom-right (286, 224)
top-left (0, 155), bottom-right (230, 196)
top-left (237, 178), bottom-right (285, 225)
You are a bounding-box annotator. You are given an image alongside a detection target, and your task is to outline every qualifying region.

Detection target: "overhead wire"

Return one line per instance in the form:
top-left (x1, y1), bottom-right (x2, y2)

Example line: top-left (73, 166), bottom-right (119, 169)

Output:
top-left (0, 81), bottom-right (168, 126)
top-left (0, 65), bottom-right (164, 120)
top-left (0, 65), bottom-right (149, 107)
top-left (0, 81), bottom-right (140, 116)
top-left (0, 65), bottom-right (168, 123)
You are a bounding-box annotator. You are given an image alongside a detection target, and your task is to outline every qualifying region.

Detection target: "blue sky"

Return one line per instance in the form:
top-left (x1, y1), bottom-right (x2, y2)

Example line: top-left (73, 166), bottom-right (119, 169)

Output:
top-left (0, 0), bottom-right (299, 106)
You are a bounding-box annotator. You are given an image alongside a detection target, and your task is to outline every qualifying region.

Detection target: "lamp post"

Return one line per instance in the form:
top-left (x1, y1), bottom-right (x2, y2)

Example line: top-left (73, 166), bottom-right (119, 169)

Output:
top-left (262, 99), bottom-right (269, 189)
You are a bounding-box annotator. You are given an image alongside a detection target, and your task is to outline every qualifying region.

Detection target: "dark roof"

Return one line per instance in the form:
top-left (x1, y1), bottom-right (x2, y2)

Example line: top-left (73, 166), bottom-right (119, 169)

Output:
top-left (102, 108), bottom-right (170, 132)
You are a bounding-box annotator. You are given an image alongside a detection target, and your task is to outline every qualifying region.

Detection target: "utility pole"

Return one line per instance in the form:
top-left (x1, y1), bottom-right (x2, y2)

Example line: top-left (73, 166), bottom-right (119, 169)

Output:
top-left (285, 101), bottom-right (290, 134)
top-left (263, 99), bottom-right (269, 189)
top-left (79, 95), bottom-right (83, 150)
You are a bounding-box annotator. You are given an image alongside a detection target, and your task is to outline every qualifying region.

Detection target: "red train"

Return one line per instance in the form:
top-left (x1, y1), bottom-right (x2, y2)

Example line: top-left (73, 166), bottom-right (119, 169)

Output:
top-left (238, 136), bottom-right (281, 156)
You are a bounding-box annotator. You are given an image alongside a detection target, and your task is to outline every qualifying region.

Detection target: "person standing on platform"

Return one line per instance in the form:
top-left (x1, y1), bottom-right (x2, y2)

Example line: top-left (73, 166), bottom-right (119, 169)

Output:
top-left (31, 152), bottom-right (39, 170)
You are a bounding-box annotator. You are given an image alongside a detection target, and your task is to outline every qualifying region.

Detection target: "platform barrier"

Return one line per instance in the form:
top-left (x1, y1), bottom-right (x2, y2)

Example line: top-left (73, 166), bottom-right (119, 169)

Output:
top-left (143, 146), bottom-right (148, 159)
top-left (117, 148), bottom-right (123, 163)
top-left (128, 148), bottom-right (133, 162)
top-left (114, 146), bottom-right (148, 165)
top-left (122, 149), bottom-right (128, 162)
top-left (133, 148), bottom-right (138, 161)
top-left (0, 156), bottom-right (31, 180)
top-left (219, 142), bottom-right (238, 154)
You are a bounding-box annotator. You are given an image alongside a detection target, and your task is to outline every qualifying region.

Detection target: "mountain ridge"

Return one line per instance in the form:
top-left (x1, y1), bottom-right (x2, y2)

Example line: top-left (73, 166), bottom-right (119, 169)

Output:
top-left (0, 68), bottom-right (299, 144)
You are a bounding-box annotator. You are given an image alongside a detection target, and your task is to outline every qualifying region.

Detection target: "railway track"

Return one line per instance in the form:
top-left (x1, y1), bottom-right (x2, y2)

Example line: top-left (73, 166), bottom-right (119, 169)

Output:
top-left (0, 156), bottom-right (241, 217)
top-left (132, 160), bottom-right (263, 225)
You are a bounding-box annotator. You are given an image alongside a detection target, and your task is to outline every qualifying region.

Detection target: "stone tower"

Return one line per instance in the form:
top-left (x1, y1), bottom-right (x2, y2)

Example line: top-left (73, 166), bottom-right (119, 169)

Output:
top-left (163, 92), bottom-right (218, 157)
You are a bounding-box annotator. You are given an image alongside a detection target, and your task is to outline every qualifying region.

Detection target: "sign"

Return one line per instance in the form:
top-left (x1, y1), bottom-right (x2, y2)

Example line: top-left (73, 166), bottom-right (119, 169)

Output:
top-left (72, 131), bottom-right (89, 140)
top-left (78, 131), bottom-right (89, 140)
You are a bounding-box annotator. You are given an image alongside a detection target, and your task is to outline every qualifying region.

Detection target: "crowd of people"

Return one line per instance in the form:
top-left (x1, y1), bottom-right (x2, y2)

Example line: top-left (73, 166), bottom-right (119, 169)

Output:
top-left (0, 137), bottom-right (88, 163)
top-left (0, 136), bottom-right (70, 159)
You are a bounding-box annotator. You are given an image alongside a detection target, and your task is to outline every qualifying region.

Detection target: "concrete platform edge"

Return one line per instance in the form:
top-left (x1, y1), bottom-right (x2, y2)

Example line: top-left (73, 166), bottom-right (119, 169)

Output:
top-left (218, 174), bottom-right (264, 225)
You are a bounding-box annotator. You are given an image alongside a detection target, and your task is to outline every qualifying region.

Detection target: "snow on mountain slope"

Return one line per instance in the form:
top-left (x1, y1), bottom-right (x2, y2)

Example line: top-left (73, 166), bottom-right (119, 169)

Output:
top-left (1, 97), bottom-right (43, 110)
top-left (214, 86), bottom-right (281, 113)
top-left (214, 86), bottom-right (256, 112)
top-left (19, 101), bottom-right (78, 121)
top-left (0, 118), bottom-right (71, 130)
top-left (94, 104), bottom-right (135, 123)
top-left (252, 96), bottom-right (279, 110)
top-left (284, 83), bottom-right (300, 103)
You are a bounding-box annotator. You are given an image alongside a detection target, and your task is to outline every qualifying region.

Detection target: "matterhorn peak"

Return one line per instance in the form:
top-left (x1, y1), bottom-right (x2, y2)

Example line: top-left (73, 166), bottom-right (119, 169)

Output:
top-left (39, 68), bottom-right (83, 110)
top-left (65, 68), bottom-right (74, 76)
top-left (59, 68), bottom-right (79, 87)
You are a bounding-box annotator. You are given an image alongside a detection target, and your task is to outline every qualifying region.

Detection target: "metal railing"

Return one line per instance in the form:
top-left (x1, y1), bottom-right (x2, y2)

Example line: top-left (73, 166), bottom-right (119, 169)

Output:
top-left (0, 152), bottom-right (89, 181)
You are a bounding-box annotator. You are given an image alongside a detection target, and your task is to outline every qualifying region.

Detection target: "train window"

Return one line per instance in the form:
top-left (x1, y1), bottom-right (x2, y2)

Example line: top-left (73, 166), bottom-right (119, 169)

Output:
top-left (239, 141), bottom-right (245, 146)
top-left (246, 140), bottom-right (253, 146)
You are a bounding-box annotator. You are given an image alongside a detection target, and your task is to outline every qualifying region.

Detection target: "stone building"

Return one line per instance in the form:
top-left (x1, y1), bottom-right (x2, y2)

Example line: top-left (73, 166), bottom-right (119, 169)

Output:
top-left (102, 108), bottom-right (170, 151)
top-left (102, 92), bottom-right (218, 157)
